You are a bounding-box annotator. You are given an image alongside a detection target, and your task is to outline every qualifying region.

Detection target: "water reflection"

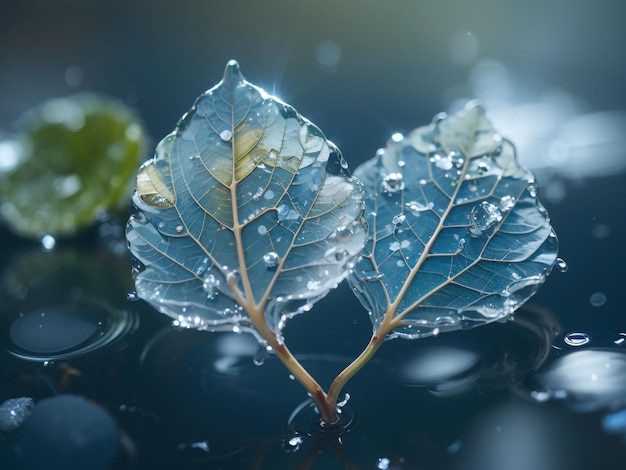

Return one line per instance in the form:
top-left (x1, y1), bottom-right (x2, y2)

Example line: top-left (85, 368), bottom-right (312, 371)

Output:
top-left (448, 59), bottom-right (626, 189)
top-left (393, 304), bottom-right (560, 396)
top-left (0, 247), bottom-right (139, 361)
top-left (530, 349), bottom-right (626, 412)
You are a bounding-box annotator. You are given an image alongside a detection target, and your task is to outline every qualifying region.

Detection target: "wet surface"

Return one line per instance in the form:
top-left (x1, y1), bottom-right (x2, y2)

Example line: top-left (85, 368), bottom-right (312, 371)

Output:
top-left (1, 1), bottom-right (626, 468)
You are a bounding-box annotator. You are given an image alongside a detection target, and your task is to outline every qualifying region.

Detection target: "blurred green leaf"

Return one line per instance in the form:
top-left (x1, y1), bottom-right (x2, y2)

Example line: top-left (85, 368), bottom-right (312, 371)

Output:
top-left (0, 94), bottom-right (145, 237)
top-left (126, 61), bottom-right (366, 334)
top-left (349, 103), bottom-right (558, 339)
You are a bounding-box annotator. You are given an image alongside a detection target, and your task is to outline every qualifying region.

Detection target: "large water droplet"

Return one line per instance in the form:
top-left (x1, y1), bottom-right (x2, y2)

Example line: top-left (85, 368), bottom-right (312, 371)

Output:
top-left (564, 332), bottom-right (590, 347)
top-left (219, 129), bottom-right (232, 141)
top-left (467, 201), bottom-right (502, 237)
top-left (263, 252), bottom-right (280, 269)
top-left (381, 172), bottom-right (404, 194)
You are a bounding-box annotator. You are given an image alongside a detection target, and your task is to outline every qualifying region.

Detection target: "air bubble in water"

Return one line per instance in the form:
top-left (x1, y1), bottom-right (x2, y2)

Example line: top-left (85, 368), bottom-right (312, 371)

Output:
top-left (564, 332), bottom-right (590, 347)
top-left (589, 292), bottom-right (607, 307)
top-left (263, 252), bottom-right (280, 269)
top-left (556, 257), bottom-right (568, 273)
top-left (219, 129), bottom-right (232, 141)
top-left (467, 201), bottom-right (502, 237)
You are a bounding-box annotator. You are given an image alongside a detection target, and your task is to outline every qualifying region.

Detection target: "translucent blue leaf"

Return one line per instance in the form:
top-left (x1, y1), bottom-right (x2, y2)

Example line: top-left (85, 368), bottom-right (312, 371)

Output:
top-left (348, 102), bottom-right (558, 339)
top-left (126, 61), bottom-right (366, 334)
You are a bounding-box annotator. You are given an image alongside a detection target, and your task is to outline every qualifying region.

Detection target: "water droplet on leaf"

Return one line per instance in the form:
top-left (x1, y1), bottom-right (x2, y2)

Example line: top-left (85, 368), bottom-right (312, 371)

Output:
top-left (381, 172), bottom-right (404, 194)
top-left (219, 129), bottom-right (232, 141)
top-left (467, 201), bottom-right (502, 237)
top-left (499, 195), bottom-right (515, 212)
top-left (263, 252), bottom-right (280, 269)
top-left (334, 226), bottom-right (353, 242)
top-left (392, 214), bottom-right (406, 225)
top-left (202, 274), bottom-right (220, 300)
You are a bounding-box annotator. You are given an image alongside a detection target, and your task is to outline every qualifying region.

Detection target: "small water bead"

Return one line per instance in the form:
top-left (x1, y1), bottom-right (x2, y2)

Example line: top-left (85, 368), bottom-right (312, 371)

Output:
top-left (499, 195), bottom-right (516, 212)
top-left (202, 274), bottom-right (220, 300)
top-left (405, 200), bottom-right (433, 213)
top-left (377, 458), bottom-right (391, 470)
top-left (126, 291), bottom-right (139, 301)
top-left (334, 250), bottom-right (349, 262)
top-left (282, 435), bottom-right (304, 453)
top-left (392, 214), bottom-right (406, 225)
top-left (262, 251), bottom-right (280, 269)
top-left (527, 181), bottom-right (538, 198)
top-left (564, 332), bottom-right (591, 347)
top-left (555, 257), bottom-right (568, 273)
top-left (467, 201), bottom-right (502, 237)
top-left (381, 172), bottom-right (404, 194)
top-left (253, 344), bottom-right (271, 366)
top-left (307, 280), bottom-right (321, 290)
top-left (194, 257), bottom-right (213, 276)
top-left (257, 225), bottom-right (267, 235)
top-left (362, 271), bottom-right (385, 282)
top-left (431, 153), bottom-right (454, 171)
top-left (40, 234), bottom-right (57, 251)
top-left (391, 132), bottom-right (404, 143)
top-left (219, 129), bottom-right (232, 141)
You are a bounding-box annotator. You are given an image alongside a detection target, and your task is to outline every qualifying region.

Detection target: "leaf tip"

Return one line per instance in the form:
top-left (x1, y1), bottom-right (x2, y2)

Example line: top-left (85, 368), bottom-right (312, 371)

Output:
top-left (223, 60), bottom-right (244, 87)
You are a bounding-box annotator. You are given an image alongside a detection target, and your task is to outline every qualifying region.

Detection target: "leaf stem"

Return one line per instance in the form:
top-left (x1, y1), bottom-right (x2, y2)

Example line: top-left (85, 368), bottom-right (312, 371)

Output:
top-left (326, 333), bottom-right (385, 412)
top-left (254, 316), bottom-right (338, 424)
